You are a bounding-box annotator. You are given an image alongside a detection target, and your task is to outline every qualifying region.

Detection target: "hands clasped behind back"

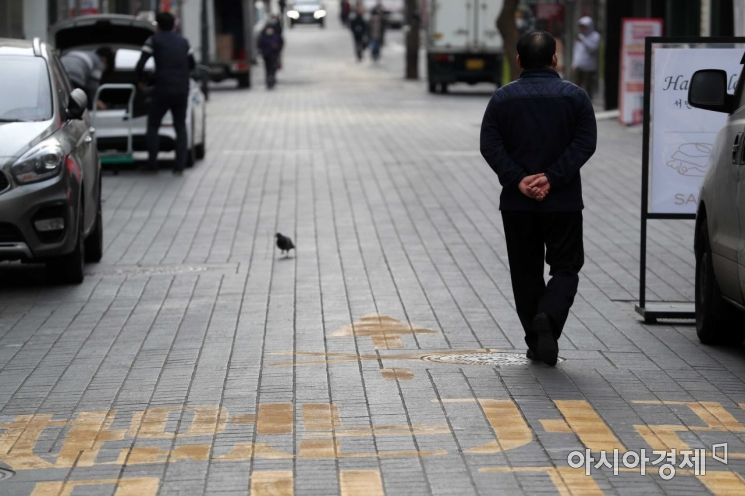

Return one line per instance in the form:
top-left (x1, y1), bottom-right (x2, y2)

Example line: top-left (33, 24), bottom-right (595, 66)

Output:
top-left (519, 173), bottom-right (550, 202)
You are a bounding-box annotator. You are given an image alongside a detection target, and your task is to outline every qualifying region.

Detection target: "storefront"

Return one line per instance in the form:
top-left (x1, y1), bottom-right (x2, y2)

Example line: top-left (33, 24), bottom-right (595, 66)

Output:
top-left (605, 0), bottom-right (706, 111)
top-left (0, 0), bottom-right (25, 38)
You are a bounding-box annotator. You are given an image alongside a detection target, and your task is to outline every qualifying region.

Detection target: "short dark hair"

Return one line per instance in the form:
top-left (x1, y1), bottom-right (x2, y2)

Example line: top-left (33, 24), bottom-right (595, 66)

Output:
top-left (516, 31), bottom-right (556, 70)
top-left (156, 12), bottom-right (175, 31)
top-left (95, 46), bottom-right (114, 64)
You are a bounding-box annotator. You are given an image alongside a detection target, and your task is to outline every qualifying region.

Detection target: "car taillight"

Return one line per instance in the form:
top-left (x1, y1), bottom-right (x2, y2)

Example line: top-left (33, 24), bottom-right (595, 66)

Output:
top-left (433, 54), bottom-right (454, 63)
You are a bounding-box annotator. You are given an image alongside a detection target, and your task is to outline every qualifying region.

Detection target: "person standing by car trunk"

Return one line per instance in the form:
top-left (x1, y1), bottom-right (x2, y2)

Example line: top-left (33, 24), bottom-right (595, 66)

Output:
top-left (480, 31), bottom-right (596, 366)
top-left (136, 12), bottom-right (195, 174)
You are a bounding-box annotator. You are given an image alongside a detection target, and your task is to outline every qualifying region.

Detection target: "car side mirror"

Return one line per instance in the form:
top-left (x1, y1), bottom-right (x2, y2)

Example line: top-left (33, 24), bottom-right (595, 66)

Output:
top-left (66, 88), bottom-right (88, 120)
top-left (688, 69), bottom-right (732, 113)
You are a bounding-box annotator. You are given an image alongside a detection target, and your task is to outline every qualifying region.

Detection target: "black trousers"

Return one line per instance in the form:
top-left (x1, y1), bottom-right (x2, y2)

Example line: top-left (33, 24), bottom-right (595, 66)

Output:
top-left (147, 92), bottom-right (188, 170)
top-left (263, 55), bottom-right (278, 88)
top-left (501, 211), bottom-right (584, 350)
top-left (574, 69), bottom-right (596, 99)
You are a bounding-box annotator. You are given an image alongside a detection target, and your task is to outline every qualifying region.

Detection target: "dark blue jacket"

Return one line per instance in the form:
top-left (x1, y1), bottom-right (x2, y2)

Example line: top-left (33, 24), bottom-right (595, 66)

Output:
top-left (136, 31), bottom-right (195, 96)
top-left (480, 68), bottom-right (596, 211)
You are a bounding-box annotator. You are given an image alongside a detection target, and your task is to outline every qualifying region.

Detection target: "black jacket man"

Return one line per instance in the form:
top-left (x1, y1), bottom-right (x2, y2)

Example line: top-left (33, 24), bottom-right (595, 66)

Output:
top-left (136, 12), bottom-right (195, 173)
top-left (480, 31), bottom-right (597, 366)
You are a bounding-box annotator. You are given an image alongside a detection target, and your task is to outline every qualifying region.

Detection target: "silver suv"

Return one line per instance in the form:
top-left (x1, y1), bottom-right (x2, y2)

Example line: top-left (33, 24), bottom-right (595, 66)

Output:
top-left (0, 38), bottom-right (102, 284)
top-left (688, 68), bottom-right (745, 343)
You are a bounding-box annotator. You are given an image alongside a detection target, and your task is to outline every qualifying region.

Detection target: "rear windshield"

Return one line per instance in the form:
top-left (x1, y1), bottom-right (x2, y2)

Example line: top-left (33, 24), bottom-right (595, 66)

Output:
top-left (0, 56), bottom-right (53, 122)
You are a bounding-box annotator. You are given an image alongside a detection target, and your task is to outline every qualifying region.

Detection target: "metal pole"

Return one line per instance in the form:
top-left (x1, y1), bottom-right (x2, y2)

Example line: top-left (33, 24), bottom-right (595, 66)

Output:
top-left (201, 0), bottom-right (209, 64)
top-left (405, 0), bottom-right (420, 80)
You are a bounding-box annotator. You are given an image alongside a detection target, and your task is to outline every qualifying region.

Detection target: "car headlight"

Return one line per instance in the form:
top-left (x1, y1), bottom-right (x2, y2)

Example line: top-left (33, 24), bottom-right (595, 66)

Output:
top-left (287, 10), bottom-right (300, 19)
top-left (314, 9), bottom-right (327, 18)
top-left (11, 141), bottom-right (64, 184)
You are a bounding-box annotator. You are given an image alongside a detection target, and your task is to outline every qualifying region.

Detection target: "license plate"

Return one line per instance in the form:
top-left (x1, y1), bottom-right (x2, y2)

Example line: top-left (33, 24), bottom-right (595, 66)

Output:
top-left (466, 59), bottom-right (485, 70)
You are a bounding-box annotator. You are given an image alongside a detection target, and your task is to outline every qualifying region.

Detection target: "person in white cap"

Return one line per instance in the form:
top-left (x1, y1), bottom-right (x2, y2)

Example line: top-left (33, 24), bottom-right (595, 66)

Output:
top-left (572, 16), bottom-right (600, 99)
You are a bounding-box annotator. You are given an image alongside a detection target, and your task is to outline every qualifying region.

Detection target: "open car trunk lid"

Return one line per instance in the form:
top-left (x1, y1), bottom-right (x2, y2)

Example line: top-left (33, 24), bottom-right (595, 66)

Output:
top-left (51, 15), bottom-right (155, 51)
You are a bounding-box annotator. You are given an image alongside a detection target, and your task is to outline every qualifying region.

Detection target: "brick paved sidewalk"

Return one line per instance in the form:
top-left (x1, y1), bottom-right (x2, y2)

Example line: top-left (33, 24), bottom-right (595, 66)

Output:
top-left (1, 12), bottom-right (744, 496)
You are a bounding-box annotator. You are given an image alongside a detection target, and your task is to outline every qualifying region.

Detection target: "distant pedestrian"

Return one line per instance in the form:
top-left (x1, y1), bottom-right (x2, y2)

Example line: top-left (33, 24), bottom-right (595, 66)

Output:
top-left (572, 16), bottom-right (600, 99)
top-left (480, 31), bottom-right (597, 366)
top-left (368, 1), bottom-right (386, 61)
top-left (341, 0), bottom-right (351, 25)
top-left (136, 12), bottom-right (195, 174)
top-left (60, 46), bottom-right (113, 109)
top-left (258, 24), bottom-right (284, 89)
top-left (349, 3), bottom-right (368, 62)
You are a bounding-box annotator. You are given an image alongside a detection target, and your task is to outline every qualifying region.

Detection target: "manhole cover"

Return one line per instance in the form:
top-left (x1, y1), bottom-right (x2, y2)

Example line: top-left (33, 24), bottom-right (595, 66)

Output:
top-left (420, 351), bottom-right (564, 366)
top-left (0, 464), bottom-right (15, 480)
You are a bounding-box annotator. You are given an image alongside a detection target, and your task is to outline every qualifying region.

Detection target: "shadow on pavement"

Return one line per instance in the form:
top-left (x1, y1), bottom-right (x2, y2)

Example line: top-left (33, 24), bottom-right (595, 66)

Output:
top-left (0, 263), bottom-right (51, 288)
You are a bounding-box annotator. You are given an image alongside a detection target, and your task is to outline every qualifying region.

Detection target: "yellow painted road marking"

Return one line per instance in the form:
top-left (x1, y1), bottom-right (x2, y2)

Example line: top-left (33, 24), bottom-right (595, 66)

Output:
top-left (482, 467), bottom-right (603, 495)
top-left (182, 405), bottom-right (229, 437)
top-left (635, 401), bottom-right (745, 431)
top-left (251, 471), bottom-right (293, 496)
top-left (634, 401), bottom-right (745, 460)
top-left (258, 403), bottom-right (294, 435)
top-left (698, 471), bottom-right (745, 495)
top-left (555, 400), bottom-right (626, 452)
top-left (340, 470), bottom-right (384, 496)
top-left (541, 419), bottom-right (573, 433)
top-left (303, 403), bottom-right (340, 432)
top-left (0, 414), bottom-right (64, 469)
top-left (381, 368), bottom-right (414, 380)
top-left (31, 477), bottom-right (159, 496)
top-left (332, 314), bottom-right (435, 349)
top-left (128, 407), bottom-right (174, 439)
top-left (635, 424), bottom-right (691, 453)
top-left (467, 399), bottom-right (533, 454)
top-left (549, 467), bottom-right (604, 496)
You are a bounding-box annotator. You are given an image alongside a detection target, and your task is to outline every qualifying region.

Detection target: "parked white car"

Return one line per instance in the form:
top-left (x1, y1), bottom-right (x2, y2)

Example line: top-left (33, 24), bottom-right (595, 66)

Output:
top-left (688, 68), bottom-right (745, 344)
top-left (50, 15), bottom-right (207, 168)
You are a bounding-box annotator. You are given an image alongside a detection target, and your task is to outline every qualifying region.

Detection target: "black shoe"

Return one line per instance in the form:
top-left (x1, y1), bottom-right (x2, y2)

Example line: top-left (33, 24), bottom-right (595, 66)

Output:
top-left (526, 348), bottom-right (538, 361)
top-left (533, 313), bottom-right (558, 366)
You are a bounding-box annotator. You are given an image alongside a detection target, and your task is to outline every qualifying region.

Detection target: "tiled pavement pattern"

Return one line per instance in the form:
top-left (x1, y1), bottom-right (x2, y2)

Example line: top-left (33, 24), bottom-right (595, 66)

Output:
top-left (1, 11), bottom-right (745, 496)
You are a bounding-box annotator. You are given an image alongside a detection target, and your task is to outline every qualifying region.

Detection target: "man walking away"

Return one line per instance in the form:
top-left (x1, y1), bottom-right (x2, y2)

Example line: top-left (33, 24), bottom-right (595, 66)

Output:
top-left (368, 2), bottom-right (385, 61)
top-left (258, 24), bottom-right (284, 89)
top-left (480, 31), bottom-right (596, 366)
top-left (572, 16), bottom-right (600, 100)
top-left (350, 2), bottom-right (368, 62)
top-left (136, 12), bottom-right (195, 174)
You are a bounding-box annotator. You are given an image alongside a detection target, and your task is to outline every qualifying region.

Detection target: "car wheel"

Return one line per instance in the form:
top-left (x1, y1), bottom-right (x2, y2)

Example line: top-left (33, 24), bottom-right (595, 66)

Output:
top-left (237, 74), bottom-right (250, 88)
top-left (48, 207), bottom-right (85, 285)
top-left (695, 219), bottom-right (744, 344)
top-left (84, 191), bottom-right (103, 263)
top-left (195, 112), bottom-right (206, 160)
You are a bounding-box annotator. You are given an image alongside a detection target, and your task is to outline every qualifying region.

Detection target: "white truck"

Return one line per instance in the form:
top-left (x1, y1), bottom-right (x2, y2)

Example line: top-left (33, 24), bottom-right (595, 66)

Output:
top-left (180, 0), bottom-right (256, 88)
top-left (426, 0), bottom-right (503, 93)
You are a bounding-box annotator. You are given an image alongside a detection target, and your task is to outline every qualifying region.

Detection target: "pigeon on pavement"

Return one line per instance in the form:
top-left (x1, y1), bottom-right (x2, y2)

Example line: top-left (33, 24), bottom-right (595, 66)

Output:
top-left (275, 233), bottom-right (295, 257)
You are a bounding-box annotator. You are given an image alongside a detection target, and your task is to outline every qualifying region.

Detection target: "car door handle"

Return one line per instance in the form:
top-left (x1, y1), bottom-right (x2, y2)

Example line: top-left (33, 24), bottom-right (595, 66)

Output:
top-left (733, 132), bottom-right (743, 164)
